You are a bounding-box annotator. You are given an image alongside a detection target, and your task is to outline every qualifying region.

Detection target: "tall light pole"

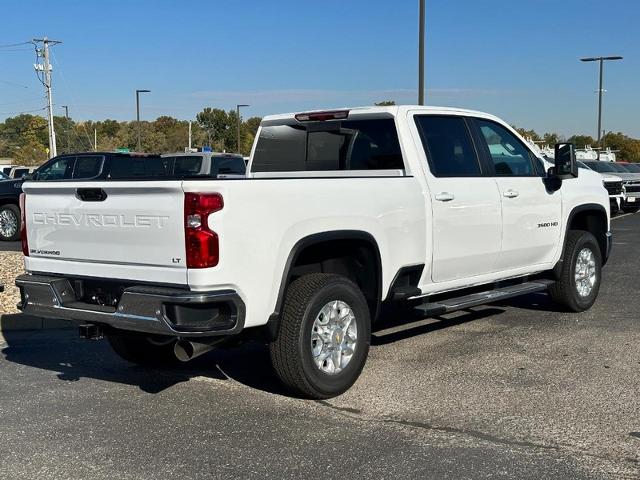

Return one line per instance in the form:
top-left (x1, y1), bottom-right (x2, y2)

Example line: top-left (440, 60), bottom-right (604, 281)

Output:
top-left (580, 56), bottom-right (622, 147)
top-left (61, 105), bottom-right (69, 153)
top-left (136, 89), bottom-right (151, 151)
top-left (418, 0), bottom-right (425, 105)
top-left (236, 104), bottom-right (249, 153)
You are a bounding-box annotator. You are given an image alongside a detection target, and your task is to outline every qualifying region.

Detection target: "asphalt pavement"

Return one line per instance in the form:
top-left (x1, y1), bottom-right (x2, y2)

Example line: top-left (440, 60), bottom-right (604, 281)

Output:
top-left (0, 241), bottom-right (20, 252)
top-left (0, 214), bottom-right (638, 479)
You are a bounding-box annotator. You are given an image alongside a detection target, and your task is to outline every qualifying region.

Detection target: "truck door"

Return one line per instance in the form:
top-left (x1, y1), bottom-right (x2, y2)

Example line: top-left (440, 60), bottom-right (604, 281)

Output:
top-left (413, 115), bottom-right (502, 283)
top-left (472, 118), bottom-right (562, 270)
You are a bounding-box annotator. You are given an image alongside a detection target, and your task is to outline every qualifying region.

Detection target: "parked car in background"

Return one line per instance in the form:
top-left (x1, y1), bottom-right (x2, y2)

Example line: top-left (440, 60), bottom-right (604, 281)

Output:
top-left (578, 161), bottom-right (623, 212)
top-left (160, 152), bottom-right (246, 178)
top-left (17, 106), bottom-right (611, 398)
top-left (8, 166), bottom-right (37, 179)
top-left (0, 174), bottom-right (25, 241)
top-left (614, 162), bottom-right (640, 212)
top-left (2, 167), bottom-right (13, 176)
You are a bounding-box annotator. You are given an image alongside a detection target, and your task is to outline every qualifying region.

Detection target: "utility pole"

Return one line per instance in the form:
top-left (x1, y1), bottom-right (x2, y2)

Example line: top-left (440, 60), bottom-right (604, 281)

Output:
top-left (33, 37), bottom-right (61, 158)
top-left (236, 104), bottom-right (249, 153)
top-left (188, 121), bottom-right (192, 151)
top-left (135, 89), bottom-right (150, 151)
top-left (94, 128), bottom-right (97, 152)
top-left (580, 56), bottom-right (622, 147)
top-left (418, 0), bottom-right (425, 105)
top-left (61, 105), bottom-right (69, 153)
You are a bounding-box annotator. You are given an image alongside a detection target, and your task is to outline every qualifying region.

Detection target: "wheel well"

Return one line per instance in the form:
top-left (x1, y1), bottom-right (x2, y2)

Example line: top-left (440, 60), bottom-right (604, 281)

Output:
top-left (568, 208), bottom-right (607, 259)
top-left (289, 237), bottom-right (381, 318)
top-left (0, 198), bottom-right (19, 208)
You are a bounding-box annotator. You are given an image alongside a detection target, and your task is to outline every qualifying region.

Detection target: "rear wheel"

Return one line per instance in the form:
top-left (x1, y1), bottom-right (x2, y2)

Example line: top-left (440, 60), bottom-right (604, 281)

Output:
top-left (549, 230), bottom-right (602, 312)
top-left (106, 331), bottom-right (180, 367)
top-left (0, 204), bottom-right (20, 241)
top-left (269, 273), bottom-right (371, 399)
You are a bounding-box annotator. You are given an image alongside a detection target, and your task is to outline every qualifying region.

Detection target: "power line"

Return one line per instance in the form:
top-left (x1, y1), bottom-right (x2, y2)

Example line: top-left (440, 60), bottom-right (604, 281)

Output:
top-left (0, 79), bottom-right (29, 89)
top-left (0, 41), bottom-right (32, 49)
top-left (0, 107), bottom-right (47, 116)
top-left (49, 47), bottom-right (94, 150)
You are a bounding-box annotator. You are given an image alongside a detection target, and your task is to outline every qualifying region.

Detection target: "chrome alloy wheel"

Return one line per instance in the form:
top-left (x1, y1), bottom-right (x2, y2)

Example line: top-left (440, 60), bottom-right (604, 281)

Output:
top-left (575, 247), bottom-right (597, 297)
top-left (0, 208), bottom-right (18, 239)
top-left (310, 300), bottom-right (358, 375)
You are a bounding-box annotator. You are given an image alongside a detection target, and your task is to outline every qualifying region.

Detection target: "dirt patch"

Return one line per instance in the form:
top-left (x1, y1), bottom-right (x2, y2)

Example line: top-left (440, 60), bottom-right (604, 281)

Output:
top-left (0, 252), bottom-right (24, 314)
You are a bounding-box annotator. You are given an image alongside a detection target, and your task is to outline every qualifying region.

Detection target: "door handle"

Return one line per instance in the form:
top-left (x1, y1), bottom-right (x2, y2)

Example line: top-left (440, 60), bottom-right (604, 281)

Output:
top-left (503, 189), bottom-right (519, 198)
top-left (76, 188), bottom-right (107, 202)
top-left (434, 192), bottom-right (455, 202)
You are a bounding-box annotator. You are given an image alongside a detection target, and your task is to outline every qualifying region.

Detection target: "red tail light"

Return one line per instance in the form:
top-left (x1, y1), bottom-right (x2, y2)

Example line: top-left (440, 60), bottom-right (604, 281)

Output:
top-left (184, 193), bottom-right (223, 268)
top-left (19, 193), bottom-right (28, 256)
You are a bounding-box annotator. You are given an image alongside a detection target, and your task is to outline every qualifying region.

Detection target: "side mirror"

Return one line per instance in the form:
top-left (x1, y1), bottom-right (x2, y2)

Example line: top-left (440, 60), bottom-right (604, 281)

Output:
top-left (553, 143), bottom-right (578, 179)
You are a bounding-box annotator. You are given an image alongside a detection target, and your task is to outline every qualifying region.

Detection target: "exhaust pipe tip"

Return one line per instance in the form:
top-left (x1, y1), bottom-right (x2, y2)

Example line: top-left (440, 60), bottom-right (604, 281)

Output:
top-left (174, 339), bottom-right (219, 362)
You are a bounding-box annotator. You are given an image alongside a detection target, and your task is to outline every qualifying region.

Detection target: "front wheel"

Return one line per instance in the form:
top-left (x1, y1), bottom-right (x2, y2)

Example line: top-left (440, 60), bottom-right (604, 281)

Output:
top-left (549, 230), bottom-right (602, 312)
top-left (269, 273), bottom-right (371, 399)
top-left (622, 202), bottom-right (639, 214)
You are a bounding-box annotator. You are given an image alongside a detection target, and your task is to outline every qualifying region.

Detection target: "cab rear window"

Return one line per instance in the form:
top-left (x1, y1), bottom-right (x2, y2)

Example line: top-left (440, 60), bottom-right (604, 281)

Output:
top-left (252, 118), bottom-right (404, 172)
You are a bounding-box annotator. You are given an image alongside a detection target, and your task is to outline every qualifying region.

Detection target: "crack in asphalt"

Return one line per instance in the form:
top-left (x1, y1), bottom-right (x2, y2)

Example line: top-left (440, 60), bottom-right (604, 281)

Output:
top-left (316, 400), bottom-right (640, 468)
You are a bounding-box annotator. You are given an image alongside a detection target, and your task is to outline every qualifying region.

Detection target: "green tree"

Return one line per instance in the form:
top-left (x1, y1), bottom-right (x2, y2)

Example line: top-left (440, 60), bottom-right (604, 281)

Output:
top-left (567, 135), bottom-right (595, 148)
top-left (513, 126), bottom-right (540, 141)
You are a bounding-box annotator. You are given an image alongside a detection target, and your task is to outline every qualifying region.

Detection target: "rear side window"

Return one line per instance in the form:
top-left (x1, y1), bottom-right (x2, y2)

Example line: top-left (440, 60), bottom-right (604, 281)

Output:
top-left (213, 156), bottom-right (246, 175)
top-left (414, 116), bottom-right (481, 177)
top-left (106, 156), bottom-right (171, 179)
top-left (73, 155), bottom-right (103, 179)
top-left (36, 156), bottom-right (75, 180)
top-left (252, 118), bottom-right (404, 172)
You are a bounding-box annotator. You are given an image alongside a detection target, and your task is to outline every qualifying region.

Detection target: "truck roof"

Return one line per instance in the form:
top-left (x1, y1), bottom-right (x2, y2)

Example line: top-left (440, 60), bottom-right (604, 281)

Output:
top-left (262, 105), bottom-right (504, 123)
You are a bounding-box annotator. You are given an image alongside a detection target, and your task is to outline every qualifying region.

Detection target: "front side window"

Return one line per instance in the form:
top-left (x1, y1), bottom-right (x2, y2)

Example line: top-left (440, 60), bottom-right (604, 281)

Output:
top-left (252, 118), bottom-right (404, 172)
top-left (36, 157), bottom-right (75, 180)
top-left (414, 115), bottom-right (481, 177)
top-left (476, 120), bottom-right (534, 176)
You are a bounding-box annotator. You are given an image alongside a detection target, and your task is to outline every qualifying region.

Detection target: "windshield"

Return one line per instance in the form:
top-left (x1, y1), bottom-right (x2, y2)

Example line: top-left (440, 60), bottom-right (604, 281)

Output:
top-left (623, 163), bottom-right (640, 173)
top-left (610, 163), bottom-right (630, 173)
top-left (583, 161), bottom-right (616, 173)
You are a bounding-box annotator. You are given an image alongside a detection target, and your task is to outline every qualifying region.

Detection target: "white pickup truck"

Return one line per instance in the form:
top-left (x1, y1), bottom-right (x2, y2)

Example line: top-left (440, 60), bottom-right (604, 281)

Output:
top-left (17, 106), bottom-right (611, 398)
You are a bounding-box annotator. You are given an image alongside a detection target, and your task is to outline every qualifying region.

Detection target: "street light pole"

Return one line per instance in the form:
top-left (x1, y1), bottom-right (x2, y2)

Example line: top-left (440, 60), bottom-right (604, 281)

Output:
top-left (580, 56), bottom-right (622, 147)
top-left (236, 104), bottom-right (249, 153)
top-left (418, 0), bottom-right (425, 105)
top-left (135, 89), bottom-right (151, 151)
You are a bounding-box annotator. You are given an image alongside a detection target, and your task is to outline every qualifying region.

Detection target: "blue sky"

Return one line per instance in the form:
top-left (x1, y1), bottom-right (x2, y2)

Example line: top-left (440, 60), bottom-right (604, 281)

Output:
top-left (0, 0), bottom-right (638, 137)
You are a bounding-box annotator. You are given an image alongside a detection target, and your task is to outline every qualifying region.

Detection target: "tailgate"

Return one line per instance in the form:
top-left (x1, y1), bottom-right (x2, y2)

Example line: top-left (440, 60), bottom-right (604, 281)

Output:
top-left (22, 181), bottom-right (188, 284)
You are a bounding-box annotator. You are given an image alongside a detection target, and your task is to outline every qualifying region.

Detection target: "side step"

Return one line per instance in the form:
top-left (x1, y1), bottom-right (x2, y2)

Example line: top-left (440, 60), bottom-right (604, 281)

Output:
top-left (414, 280), bottom-right (555, 317)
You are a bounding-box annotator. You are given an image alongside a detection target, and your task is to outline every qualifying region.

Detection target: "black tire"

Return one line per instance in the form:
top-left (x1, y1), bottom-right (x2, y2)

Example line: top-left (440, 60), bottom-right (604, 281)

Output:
top-left (622, 203), bottom-right (640, 214)
top-left (106, 331), bottom-right (180, 367)
top-left (269, 273), bottom-right (371, 399)
top-left (549, 230), bottom-right (602, 312)
top-left (0, 204), bottom-right (20, 241)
